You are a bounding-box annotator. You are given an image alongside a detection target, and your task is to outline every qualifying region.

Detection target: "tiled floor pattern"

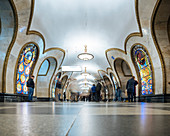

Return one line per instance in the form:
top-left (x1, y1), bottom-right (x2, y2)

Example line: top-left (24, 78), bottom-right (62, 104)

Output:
top-left (0, 102), bottom-right (170, 136)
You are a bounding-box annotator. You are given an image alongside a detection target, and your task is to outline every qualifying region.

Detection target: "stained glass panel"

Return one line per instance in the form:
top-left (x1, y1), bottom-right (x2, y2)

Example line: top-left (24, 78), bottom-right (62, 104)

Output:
top-left (16, 44), bottom-right (38, 94)
top-left (132, 45), bottom-right (153, 95)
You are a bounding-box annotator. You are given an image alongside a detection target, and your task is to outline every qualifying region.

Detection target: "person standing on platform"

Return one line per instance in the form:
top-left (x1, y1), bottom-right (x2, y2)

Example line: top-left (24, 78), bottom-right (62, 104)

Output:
top-left (126, 76), bottom-right (138, 102)
top-left (63, 92), bottom-right (66, 101)
top-left (55, 78), bottom-right (62, 101)
top-left (117, 86), bottom-right (122, 102)
top-left (27, 75), bottom-right (35, 102)
top-left (96, 82), bottom-right (101, 102)
top-left (91, 84), bottom-right (96, 101)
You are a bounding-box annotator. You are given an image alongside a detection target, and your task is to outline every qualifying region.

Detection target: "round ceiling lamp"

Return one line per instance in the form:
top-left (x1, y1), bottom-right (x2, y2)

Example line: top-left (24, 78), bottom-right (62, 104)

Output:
top-left (77, 45), bottom-right (94, 61)
top-left (81, 67), bottom-right (90, 76)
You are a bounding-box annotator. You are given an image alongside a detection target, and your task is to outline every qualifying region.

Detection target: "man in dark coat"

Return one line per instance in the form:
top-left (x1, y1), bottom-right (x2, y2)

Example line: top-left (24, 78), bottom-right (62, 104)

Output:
top-left (126, 76), bottom-right (138, 102)
top-left (27, 75), bottom-right (35, 102)
top-left (96, 82), bottom-right (102, 102)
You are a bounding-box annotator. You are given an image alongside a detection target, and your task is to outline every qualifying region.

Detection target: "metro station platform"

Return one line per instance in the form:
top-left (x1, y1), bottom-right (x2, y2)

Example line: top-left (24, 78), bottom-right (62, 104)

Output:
top-left (0, 102), bottom-right (170, 136)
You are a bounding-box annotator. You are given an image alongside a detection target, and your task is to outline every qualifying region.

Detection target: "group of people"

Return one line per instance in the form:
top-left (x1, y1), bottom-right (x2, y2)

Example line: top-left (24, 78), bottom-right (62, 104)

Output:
top-left (26, 75), bottom-right (138, 103)
top-left (90, 82), bottom-right (102, 102)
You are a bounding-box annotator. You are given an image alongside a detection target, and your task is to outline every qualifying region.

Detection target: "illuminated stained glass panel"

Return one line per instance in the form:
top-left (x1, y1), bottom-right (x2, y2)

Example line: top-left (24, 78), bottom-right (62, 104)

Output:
top-left (16, 44), bottom-right (38, 94)
top-left (132, 45), bottom-right (153, 95)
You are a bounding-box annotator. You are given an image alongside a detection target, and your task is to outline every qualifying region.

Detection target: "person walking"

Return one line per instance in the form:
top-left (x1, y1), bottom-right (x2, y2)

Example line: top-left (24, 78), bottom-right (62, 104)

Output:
top-left (126, 76), bottom-right (138, 102)
top-left (91, 84), bottom-right (96, 101)
top-left (27, 75), bottom-right (35, 102)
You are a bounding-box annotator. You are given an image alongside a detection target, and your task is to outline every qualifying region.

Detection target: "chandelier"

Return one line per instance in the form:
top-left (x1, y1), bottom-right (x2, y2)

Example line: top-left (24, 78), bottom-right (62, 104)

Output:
top-left (77, 45), bottom-right (94, 61)
top-left (81, 67), bottom-right (90, 76)
top-left (80, 77), bottom-right (89, 89)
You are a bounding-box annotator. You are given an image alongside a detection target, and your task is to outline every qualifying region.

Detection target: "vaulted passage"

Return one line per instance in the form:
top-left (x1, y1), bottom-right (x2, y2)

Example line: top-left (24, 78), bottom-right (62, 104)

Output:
top-left (0, 0), bottom-right (170, 135)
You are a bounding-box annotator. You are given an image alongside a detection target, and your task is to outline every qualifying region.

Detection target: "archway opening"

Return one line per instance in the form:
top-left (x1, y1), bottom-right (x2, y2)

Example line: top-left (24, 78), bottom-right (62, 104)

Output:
top-left (37, 58), bottom-right (57, 98)
top-left (103, 75), bottom-right (113, 101)
top-left (114, 58), bottom-right (133, 92)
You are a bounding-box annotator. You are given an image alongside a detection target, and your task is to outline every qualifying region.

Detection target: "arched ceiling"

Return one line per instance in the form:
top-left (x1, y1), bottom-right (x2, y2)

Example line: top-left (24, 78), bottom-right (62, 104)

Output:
top-left (30, 0), bottom-right (139, 91)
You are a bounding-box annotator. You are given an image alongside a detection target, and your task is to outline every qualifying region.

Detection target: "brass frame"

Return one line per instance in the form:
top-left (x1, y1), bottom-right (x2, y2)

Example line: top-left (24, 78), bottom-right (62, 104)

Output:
top-left (36, 57), bottom-right (58, 97)
top-left (130, 43), bottom-right (155, 95)
top-left (38, 59), bottom-right (50, 76)
top-left (13, 42), bottom-right (40, 94)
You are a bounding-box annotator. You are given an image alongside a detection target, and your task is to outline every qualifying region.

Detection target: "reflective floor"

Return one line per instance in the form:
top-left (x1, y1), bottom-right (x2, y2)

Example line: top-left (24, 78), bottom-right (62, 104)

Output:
top-left (0, 102), bottom-right (170, 136)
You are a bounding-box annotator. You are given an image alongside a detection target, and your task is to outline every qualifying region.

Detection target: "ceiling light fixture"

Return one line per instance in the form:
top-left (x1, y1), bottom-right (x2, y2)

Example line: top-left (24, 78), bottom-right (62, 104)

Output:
top-left (81, 67), bottom-right (90, 76)
top-left (77, 45), bottom-right (94, 61)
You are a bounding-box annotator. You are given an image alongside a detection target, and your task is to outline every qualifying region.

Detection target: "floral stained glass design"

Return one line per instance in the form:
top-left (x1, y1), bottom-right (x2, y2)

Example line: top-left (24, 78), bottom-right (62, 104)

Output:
top-left (132, 45), bottom-right (153, 95)
top-left (16, 44), bottom-right (38, 94)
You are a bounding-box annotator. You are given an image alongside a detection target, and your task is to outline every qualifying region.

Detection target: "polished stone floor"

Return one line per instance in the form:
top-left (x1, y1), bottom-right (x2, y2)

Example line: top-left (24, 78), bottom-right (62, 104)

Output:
top-left (0, 102), bottom-right (170, 136)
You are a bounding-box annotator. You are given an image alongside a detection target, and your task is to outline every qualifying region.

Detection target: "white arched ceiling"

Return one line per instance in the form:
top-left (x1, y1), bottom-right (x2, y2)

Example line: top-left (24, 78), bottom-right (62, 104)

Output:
top-left (30, 0), bottom-right (139, 87)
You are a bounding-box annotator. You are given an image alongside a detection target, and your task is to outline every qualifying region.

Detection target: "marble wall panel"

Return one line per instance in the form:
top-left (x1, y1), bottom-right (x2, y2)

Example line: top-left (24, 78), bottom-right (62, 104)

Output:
top-left (154, 0), bottom-right (170, 93)
top-left (0, 0), bottom-right (15, 93)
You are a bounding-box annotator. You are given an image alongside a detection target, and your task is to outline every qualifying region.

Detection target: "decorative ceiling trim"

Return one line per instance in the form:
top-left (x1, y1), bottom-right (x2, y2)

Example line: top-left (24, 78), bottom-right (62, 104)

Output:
top-left (27, 0), bottom-right (65, 56)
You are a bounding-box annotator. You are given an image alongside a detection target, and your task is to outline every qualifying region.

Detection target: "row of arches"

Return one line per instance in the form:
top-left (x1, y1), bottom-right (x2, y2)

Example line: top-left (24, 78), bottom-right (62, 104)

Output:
top-left (101, 44), bottom-right (153, 100)
top-left (14, 43), bottom-right (153, 99)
